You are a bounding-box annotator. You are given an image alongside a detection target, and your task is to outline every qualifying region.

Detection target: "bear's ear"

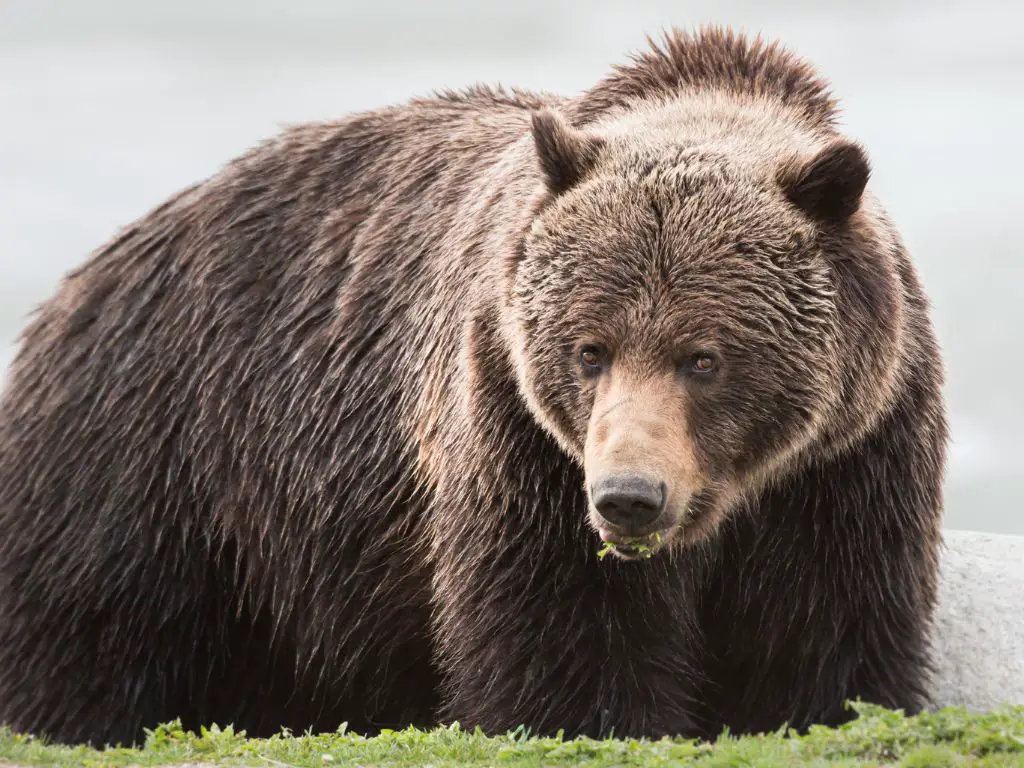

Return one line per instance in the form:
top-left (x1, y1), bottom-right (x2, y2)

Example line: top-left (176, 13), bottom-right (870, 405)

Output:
top-left (530, 108), bottom-right (605, 195)
top-left (778, 140), bottom-right (871, 224)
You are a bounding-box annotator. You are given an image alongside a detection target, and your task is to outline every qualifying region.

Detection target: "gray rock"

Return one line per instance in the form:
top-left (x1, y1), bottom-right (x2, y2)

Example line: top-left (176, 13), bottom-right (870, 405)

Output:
top-left (927, 528), bottom-right (1024, 711)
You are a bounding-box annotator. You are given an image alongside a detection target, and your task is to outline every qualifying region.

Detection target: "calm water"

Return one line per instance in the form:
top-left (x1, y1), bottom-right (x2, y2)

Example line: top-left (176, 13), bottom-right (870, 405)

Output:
top-left (1, 0), bottom-right (1021, 533)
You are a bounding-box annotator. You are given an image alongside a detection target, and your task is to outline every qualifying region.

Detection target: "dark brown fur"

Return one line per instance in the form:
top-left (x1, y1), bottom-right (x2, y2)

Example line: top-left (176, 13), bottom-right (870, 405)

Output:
top-left (0, 27), bottom-right (946, 747)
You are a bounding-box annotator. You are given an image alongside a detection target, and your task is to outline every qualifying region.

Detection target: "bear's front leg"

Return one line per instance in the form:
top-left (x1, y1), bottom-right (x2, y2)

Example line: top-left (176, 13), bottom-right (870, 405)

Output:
top-left (424, 435), bottom-right (704, 740)
top-left (695, 390), bottom-right (945, 737)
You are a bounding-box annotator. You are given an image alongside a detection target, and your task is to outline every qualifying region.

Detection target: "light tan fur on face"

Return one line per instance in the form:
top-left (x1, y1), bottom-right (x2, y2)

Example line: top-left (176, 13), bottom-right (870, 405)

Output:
top-left (583, 364), bottom-right (704, 544)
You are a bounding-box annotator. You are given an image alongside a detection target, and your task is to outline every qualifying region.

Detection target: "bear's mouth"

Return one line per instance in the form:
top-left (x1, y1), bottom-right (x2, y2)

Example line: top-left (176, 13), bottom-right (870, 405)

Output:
top-left (596, 527), bottom-right (666, 562)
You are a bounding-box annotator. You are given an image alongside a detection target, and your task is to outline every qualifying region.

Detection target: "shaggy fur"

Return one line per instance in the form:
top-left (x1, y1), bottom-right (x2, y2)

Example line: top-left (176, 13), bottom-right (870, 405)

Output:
top-left (0, 27), bottom-right (947, 747)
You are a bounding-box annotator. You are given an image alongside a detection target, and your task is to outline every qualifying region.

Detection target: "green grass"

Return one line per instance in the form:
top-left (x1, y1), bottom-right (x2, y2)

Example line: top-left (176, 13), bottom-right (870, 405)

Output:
top-left (1, 703), bottom-right (1022, 767)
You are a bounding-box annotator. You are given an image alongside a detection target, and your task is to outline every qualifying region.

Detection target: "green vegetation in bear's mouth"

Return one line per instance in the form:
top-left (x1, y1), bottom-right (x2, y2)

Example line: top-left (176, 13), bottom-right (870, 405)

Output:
top-left (597, 532), bottom-right (661, 560)
top-left (597, 539), bottom-right (652, 560)
top-left (2, 702), bottom-right (1021, 767)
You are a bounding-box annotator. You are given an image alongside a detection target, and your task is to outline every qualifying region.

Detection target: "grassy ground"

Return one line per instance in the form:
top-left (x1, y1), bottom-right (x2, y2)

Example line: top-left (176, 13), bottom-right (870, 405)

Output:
top-left (1, 703), bottom-right (1022, 767)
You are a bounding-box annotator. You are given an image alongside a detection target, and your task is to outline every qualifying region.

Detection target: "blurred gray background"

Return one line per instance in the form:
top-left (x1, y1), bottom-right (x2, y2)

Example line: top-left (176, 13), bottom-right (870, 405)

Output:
top-left (1, 0), bottom-right (1021, 534)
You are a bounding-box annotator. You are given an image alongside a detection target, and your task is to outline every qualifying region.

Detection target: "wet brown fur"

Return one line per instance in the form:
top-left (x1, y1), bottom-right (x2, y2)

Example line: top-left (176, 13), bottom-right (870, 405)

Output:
top-left (0, 27), bottom-right (946, 746)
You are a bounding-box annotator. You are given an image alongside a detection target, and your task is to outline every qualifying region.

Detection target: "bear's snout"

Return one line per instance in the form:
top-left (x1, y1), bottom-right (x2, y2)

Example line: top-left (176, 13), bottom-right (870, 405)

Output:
top-left (582, 369), bottom-right (706, 557)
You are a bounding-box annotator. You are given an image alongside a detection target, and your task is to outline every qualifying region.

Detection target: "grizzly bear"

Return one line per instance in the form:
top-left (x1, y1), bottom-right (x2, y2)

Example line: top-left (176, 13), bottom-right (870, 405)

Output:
top-left (0, 27), bottom-right (947, 748)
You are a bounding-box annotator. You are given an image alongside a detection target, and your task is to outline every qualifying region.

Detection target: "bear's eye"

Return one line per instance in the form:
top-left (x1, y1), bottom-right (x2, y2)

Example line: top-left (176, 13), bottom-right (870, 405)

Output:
top-left (579, 344), bottom-right (607, 374)
top-left (691, 353), bottom-right (717, 374)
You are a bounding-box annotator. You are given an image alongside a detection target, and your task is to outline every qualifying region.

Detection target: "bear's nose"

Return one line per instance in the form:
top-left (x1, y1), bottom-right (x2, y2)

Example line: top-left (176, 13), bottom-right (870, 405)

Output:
top-left (591, 475), bottom-right (665, 531)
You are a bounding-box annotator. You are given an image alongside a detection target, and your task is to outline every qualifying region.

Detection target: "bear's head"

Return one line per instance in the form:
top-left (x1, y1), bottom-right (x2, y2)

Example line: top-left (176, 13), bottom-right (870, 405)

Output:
top-left (505, 104), bottom-right (904, 561)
